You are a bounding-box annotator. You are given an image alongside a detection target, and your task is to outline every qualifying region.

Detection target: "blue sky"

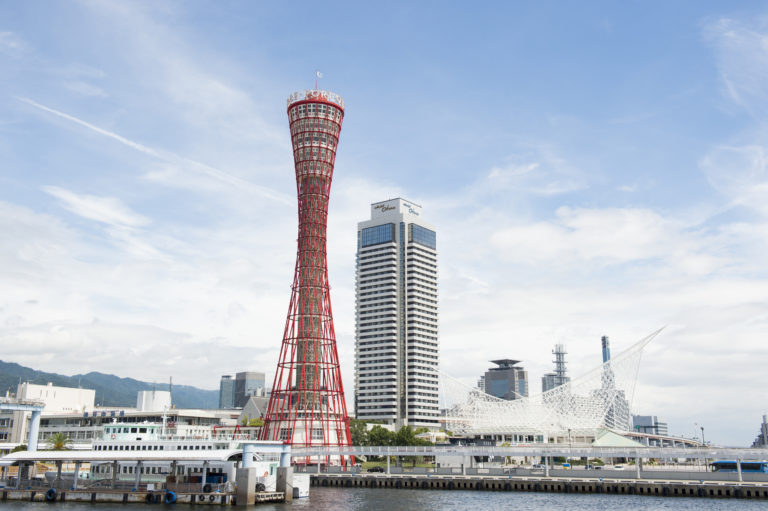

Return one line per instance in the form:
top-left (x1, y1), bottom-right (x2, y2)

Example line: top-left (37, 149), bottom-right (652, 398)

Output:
top-left (2, 1), bottom-right (768, 445)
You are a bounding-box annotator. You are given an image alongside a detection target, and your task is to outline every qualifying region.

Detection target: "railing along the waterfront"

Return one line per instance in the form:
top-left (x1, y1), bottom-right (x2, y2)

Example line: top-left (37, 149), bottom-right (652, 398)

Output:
top-left (292, 445), bottom-right (768, 461)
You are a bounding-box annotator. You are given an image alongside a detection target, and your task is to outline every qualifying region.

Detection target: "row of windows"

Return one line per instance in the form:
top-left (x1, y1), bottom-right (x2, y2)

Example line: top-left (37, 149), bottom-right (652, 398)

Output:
top-left (361, 224), bottom-right (395, 247)
top-left (359, 244), bottom-right (396, 255)
top-left (407, 269), bottom-right (438, 280)
top-left (290, 102), bottom-right (342, 121)
top-left (358, 311), bottom-right (396, 320)
top-left (407, 276), bottom-right (438, 288)
top-left (407, 294), bottom-right (438, 305)
top-left (295, 161), bottom-right (333, 176)
top-left (359, 263), bottom-right (397, 273)
top-left (409, 224), bottom-right (436, 249)
top-left (94, 444), bottom-right (215, 451)
top-left (407, 250), bottom-right (437, 262)
top-left (294, 147), bottom-right (336, 163)
top-left (407, 301), bottom-right (438, 311)
top-left (293, 131), bottom-right (337, 148)
top-left (359, 289), bottom-right (396, 298)
top-left (291, 118), bottom-right (340, 137)
top-left (359, 251), bottom-right (396, 262)
top-left (408, 308), bottom-right (438, 317)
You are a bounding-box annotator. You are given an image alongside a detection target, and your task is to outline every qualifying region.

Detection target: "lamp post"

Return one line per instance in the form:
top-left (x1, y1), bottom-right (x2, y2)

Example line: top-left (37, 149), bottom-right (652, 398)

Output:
top-left (700, 426), bottom-right (705, 446)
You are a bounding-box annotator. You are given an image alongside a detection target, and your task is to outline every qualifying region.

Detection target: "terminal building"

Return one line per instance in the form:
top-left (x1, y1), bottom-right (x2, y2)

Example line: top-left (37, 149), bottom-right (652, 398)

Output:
top-left (354, 198), bottom-right (439, 429)
top-left (1, 382), bottom-right (240, 455)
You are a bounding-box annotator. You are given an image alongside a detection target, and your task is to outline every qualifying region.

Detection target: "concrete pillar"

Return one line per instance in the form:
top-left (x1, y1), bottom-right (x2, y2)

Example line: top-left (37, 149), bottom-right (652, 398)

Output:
top-left (72, 462), bottom-right (81, 490)
top-left (317, 461), bottom-right (321, 474)
top-left (134, 461), bottom-right (142, 490)
top-left (737, 459), bottom-right (743, 483)
top-left (635, 457), bottom-right (642, 479)
top-left (112, 461), bottom-right (119, 489)
top-left (27, 410), bottom-right (42, 452)
top-left (386, 455), bottom-right (391, 474)
top-left (462, 456), bottom-right (467, 476)
top-left (55, 461), bottom-right (63, 488)
top-left (276, 466), bottom-right (293, 502)
top-left (545, 457), bottom-right (550, 477)
top-left (236, 467), bottom-right (258, 506)
top-left (201, 461), bottom-right (209, 491)
top-left (279, 447), bottom-right (291, 468)
top-left (15, 463), bottom-right (23, 488)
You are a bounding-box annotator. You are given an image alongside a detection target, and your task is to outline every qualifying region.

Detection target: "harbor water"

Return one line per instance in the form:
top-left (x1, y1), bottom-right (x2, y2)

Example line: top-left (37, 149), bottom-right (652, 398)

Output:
top-left (3, 487), bottom-right (768, 510)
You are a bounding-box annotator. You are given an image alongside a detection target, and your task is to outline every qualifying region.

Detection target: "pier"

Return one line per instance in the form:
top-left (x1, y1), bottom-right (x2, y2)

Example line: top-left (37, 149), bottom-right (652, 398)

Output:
top-left (1, 443), bottom-right (767, 503)
top-left (310, 472), bottom-right (768, 499)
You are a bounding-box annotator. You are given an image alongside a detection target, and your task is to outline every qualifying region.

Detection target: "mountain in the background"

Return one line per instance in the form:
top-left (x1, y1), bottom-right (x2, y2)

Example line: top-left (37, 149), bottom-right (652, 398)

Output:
top-left (0, 360), bottom-right (219, 409)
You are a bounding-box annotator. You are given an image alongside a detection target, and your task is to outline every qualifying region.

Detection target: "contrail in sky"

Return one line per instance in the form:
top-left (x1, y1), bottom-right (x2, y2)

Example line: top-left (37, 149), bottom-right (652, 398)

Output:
top-left (16, 96), bottom-right (293, 206)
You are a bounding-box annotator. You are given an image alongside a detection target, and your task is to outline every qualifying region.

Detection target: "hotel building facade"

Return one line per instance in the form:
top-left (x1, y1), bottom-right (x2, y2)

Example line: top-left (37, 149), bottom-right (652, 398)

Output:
top-left (354, 198), bottom-right (439, 428)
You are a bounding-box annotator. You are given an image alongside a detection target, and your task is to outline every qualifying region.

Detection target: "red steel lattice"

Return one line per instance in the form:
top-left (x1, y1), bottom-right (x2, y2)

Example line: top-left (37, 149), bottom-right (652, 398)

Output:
top-left (261, 90), bottom-right (352, 465)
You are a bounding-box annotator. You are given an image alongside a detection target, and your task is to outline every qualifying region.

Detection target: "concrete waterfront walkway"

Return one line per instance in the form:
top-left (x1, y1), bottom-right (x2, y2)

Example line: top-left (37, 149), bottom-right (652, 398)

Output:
top-left (310, 472), bottom-right (768, 500)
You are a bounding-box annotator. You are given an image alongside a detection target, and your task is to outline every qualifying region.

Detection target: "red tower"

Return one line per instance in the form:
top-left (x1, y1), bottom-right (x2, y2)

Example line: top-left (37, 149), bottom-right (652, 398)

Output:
top-left (261, 90), bottom-right (352, 463)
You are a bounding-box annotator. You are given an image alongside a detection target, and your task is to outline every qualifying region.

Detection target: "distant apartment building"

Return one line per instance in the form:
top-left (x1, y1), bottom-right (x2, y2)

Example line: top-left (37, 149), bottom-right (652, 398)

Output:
top-left (483, 360), bottom-right (528, 400)
top-left (234, 372), bottom-right (265, 408)
top-left (354, 198), bottom-right (439, 429)
top-left (219, 375), bottom-right (235, 408)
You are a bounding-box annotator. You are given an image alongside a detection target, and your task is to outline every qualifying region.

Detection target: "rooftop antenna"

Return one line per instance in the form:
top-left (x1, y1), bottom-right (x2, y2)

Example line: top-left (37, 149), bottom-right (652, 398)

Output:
top-left (315, 70), bottom-right (322, 90)
top-left (169, 376), bottom-right (173, 406)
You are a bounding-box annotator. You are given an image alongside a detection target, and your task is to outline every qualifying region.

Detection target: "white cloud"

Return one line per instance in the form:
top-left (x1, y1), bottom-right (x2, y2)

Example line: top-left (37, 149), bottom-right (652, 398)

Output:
top-left (702, 144), bottom-right (768, 217)
top-left (19, 97), bottom-right (292, 206)
top-left (64, 80), bottom-right (108, 97)
top-left (43, 186), bottom-right (150, 228)
top-left (483, 146), bottom-right (587, 196)
top-left (706, 17), bottom-right (768, 117)
top-left (0, 31), bottom-right (27, 58)
top-left (488, 206), bottom-right (722, 274)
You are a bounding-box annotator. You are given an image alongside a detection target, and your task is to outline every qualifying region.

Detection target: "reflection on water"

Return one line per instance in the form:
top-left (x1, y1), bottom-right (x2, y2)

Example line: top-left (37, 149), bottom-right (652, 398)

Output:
top-left (2, 488), bottom-right (767, 511)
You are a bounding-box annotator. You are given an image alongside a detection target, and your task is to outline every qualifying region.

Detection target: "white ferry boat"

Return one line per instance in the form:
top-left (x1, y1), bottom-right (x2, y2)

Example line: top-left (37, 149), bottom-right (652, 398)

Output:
top-left (87, 422), bottom-right (287, 493)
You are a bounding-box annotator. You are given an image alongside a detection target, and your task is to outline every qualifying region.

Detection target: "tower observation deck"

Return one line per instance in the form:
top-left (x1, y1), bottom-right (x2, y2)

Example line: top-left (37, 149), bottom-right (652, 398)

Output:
top-left (261, 90), bottom-right (352, 464)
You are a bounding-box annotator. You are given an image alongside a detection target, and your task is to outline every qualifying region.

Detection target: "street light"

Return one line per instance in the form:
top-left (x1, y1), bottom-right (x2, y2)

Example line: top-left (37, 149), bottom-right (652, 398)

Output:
top-left (700, 426), bottom-right (705, 446)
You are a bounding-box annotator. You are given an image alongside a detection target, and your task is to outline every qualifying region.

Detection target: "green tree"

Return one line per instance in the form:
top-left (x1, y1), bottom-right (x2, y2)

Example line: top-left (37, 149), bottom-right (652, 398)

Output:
top-left (47, 433), bottom-right (72, 450)
top-left (394, 426), bottom-right (432, 446)
top-left (368, 425), bottom-right (393, 446)
top-left (248, 418), bottom-right (264, 427)
top-left (349, 419), bottom-right (369, 446)
top-left (11, 444), bottom-right (27, 453)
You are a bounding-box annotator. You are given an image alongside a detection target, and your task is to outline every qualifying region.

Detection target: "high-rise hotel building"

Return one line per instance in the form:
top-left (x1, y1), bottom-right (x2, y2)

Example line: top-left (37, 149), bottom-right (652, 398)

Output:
top-left (354, 198), bottom-right (439, 428)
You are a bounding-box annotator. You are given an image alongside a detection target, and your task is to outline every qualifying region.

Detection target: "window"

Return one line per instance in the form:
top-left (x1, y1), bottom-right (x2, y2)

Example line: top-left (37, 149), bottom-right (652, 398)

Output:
top-left (409, 224), bottom-right (436, 249)
top-left (279, 428), bottom-right (292, 441)
top-left (311, 428), bottom-right (324, 441)
top-left (361, 224), bottom-right (395, 247)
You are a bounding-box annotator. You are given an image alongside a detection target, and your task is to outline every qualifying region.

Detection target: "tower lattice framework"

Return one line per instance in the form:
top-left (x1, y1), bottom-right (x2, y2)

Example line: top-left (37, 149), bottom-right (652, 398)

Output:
top-left (261, 90), bottom-right (352, 463)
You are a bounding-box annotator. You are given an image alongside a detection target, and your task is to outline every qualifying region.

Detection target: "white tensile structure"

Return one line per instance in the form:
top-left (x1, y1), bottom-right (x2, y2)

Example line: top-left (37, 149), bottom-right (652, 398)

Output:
top-left (440, 329), bottom-right (663, 438)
